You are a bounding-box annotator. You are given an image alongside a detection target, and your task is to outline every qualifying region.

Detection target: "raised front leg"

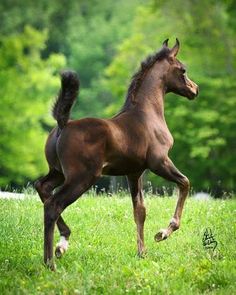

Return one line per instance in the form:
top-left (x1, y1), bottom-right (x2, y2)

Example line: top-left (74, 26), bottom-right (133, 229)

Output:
top-left (149, 156), bottom-right (190, 242)
top-left (127, 172), bottom-right (146, 257)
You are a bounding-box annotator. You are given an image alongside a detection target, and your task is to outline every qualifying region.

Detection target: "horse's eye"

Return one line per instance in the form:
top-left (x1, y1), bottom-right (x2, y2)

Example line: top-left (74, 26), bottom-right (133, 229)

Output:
top-left (181, 68), bottom-right (186, 74)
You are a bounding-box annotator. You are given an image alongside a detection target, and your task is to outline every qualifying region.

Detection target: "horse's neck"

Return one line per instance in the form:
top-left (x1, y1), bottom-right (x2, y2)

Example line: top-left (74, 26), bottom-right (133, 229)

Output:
top-left (134, 76), bottom-right (166, 119)
top-left (116, 70), bottom-right (166, 121)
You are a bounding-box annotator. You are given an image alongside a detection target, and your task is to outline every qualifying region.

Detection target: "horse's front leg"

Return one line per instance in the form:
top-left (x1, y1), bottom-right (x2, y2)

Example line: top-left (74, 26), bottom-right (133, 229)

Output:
top-left (127, 172), bottom-right (146, 257)
top-left (149, 156), bottom-right (190, 242)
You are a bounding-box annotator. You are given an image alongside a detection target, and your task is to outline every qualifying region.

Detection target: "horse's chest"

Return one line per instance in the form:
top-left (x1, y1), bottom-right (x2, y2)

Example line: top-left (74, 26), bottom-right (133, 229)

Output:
top-left (153, 126), bottom-right (174, 149)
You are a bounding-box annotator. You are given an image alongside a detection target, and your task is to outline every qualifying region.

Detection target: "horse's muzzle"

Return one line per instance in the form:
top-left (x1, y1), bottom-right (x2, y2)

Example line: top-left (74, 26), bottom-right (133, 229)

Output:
top-left (186, 79), bottom-right (199, 99)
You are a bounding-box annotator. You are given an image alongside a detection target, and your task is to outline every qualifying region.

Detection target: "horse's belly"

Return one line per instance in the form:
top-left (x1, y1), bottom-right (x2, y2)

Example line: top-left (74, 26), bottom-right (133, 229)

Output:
top-left (102, 159), bottom-right (145, 176)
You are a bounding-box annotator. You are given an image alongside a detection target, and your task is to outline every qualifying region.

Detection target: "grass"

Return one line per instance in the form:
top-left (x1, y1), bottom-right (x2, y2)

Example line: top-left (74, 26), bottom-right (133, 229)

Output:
top-left (0, 192), bottom-right (235, 295)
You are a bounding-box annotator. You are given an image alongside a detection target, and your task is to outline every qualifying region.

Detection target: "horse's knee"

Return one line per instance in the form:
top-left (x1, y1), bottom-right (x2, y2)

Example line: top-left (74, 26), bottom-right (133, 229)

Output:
top-left (178, 176), bottom-right (190, 191)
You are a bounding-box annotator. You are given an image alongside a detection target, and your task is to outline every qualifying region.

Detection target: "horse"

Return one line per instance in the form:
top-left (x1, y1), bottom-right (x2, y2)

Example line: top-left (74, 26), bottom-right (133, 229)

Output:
top-left (35, 38), bottom-right (199, 270)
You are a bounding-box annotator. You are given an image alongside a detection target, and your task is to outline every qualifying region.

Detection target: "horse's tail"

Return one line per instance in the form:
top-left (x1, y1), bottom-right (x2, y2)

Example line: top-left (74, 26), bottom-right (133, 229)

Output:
top-left (52, 70), bottom-right (80, 131)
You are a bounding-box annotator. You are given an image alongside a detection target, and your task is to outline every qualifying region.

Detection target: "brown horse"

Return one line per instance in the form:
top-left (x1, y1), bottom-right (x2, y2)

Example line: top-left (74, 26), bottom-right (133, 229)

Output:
top-left (35, 39), bottom-right (198, 270)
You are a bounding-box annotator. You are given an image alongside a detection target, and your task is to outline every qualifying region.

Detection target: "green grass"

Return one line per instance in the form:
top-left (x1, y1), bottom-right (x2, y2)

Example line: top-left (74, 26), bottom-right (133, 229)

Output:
top-left (0, 193), bottom-right (235, 295)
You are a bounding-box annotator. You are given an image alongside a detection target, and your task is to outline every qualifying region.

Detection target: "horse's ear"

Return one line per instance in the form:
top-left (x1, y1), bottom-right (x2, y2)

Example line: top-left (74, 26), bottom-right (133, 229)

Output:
top-left (162, 38), bottom-right (169, 48)
top-left (170, 38), bottom-right (180, 57)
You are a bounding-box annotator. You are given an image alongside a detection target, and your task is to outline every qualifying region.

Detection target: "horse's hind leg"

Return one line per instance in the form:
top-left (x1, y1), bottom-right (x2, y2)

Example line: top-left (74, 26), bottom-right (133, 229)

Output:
top-left (35, 170), bottom-right (71, 257)
top-left (149, 156), bottom-right (190, 242)
top-left (44, 172), bottom-right (99, 270)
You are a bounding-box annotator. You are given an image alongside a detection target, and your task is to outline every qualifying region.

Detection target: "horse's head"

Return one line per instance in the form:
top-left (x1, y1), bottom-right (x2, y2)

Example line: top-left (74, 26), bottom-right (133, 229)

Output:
top-left (160, 39), bottom-right (199, 100)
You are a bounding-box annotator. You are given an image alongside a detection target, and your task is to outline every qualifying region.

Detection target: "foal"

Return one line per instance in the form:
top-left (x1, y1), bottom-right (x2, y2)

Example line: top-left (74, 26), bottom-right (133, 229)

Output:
top-left (35, 39), bottom-right (198, 270)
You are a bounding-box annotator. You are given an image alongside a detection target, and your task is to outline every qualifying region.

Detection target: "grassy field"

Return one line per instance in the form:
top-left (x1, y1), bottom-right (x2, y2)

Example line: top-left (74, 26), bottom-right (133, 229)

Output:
top-left (0, 192), bottom-right (235, 295)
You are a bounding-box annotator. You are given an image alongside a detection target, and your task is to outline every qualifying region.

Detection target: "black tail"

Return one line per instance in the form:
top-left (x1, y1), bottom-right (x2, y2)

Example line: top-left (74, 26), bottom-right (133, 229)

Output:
top-left (52, 70), bottom-right (80, 131)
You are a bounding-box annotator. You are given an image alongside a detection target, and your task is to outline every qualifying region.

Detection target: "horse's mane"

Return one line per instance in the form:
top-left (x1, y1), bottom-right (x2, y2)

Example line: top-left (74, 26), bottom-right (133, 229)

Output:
top-left (119, 47), bottom-right (170, 113)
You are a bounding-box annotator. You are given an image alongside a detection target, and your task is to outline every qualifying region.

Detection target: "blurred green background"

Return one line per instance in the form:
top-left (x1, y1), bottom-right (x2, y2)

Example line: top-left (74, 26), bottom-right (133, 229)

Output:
top-left (0, 0), bottom-right (235, 195)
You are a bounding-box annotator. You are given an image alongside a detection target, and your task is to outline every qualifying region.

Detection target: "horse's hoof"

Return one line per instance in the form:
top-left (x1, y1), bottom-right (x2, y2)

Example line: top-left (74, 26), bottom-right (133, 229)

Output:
top-left (154, 229), bottom-right (168, 242)
top-left (55, 246), bottom-right (65, 259)
top-left (55, 236), bottom-right (69, 259)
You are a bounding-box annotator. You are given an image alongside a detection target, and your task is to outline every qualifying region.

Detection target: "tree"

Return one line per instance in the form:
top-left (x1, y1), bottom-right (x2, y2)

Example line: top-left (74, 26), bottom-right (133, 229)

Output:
top-left (102, 0), bottom-right (236, 193)
top-left (0, 26), bottom-right (66, 187)
top-left (0, 0), bottom-right (235, 193)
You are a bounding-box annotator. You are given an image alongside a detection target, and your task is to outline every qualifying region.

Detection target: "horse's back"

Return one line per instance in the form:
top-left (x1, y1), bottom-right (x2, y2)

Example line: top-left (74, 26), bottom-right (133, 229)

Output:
top-left (45, 116), bottom-right (149, 177)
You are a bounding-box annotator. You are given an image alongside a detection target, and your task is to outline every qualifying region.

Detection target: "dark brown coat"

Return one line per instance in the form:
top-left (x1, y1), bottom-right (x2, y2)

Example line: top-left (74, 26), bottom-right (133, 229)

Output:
top-left (35, 39), bottom-right (199, 270)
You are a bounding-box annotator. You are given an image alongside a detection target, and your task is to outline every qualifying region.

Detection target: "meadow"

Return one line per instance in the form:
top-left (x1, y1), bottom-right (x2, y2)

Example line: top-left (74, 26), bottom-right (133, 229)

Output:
top-left (0, 192), bottom-right (235, 294)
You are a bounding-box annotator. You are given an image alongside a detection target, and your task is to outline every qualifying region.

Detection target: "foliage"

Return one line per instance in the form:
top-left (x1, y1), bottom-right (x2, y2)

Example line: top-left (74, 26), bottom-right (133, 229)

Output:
top-left (0, 194), bottom-right (235, 294)
top-left (66, 0), bottom-right (143, 118)
top-left (0, 0), bottom-right (235, 193)
top-left (102, 0), bottom-right (236, 193)
top-left (0, 26), bottom-right (65, 186)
